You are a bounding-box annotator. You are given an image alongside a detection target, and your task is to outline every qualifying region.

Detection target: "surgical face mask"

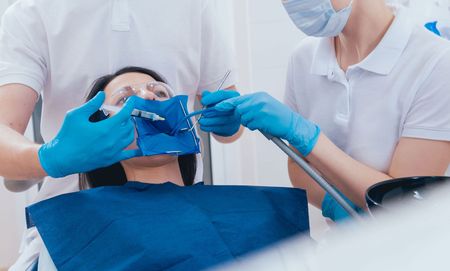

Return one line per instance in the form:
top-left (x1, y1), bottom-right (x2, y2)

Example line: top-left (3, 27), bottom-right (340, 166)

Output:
top-left (282, 0), bottom-right (353, 37)
top-left (132, 95), bottom-right (201, 157)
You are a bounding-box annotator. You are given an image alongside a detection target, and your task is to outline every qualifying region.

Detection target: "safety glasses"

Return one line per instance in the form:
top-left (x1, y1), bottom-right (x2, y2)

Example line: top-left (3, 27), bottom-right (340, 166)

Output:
top-left (109, 81), bottom-right (175, 106)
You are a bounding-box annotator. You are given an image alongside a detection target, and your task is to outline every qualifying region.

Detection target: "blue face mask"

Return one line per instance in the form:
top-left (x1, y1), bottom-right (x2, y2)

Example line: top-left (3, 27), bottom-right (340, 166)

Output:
top-left (282, 0), bottom-right (353, 37)
top-left (132, 96), bottom-right (201, 156)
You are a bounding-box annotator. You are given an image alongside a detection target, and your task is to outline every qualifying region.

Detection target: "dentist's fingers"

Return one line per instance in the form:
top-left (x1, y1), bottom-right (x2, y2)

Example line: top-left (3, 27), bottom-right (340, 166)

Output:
top-left (234, 98), bottom-right (257, 117)
top-left (199, 115), bottom-right (237, 127)
top-left (201, 90), bottom-right (240, 107)
top-left (245, 120), bottom-right (263, 132)
top-left (240, 109), bottom-right (259, 128)
top-left (116, 123), bottom-right (136, 142)
top-left (214, 95), bottom-right (247, 111)
top-left (77, 91), bottom-right (106, 117)
top-left (106, 96), bottom-right (138, 126)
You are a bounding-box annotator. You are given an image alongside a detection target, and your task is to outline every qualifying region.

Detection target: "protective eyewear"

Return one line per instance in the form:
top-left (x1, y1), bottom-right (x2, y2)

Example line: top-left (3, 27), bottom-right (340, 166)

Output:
top-left (110, 81), bottom-right (175, 106)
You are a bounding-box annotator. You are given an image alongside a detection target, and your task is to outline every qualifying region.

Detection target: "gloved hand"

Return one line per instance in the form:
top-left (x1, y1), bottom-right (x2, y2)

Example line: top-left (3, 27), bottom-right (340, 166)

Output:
top-left (215, 92), bottom-right (321, 156)
top-left (38, 92), bottom-right (140, 178)
top-left (199, 90), bottom-right (241, 137)
top-left (322, 192), bottom-right (363, 222)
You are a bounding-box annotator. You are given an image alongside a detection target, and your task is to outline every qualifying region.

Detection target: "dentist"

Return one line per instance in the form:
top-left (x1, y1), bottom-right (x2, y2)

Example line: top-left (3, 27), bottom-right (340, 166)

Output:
top-left (202, 0), bottom-right (450, 221)
top-left (0, 1), bottom-right (240, 269)
top-left (0, 0), bottom-right (239, 195)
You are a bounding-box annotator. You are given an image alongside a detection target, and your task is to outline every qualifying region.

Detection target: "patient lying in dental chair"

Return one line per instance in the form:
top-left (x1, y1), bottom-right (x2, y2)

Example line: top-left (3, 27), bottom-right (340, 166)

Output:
top-left (19, 67), bottom-right (309, 271)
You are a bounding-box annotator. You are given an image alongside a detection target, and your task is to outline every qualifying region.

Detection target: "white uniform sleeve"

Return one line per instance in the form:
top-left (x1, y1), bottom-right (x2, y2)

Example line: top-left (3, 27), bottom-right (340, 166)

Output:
top-left (402, 49), bottom-right (450, 142)
top-left (284, 55), bottom-right (299, 112)
top-left (197, 0), bottom-right (237, 93)
top-left (9, 228), bottom-right (41, 271)
top-left (0, 1), bottom-right (48, 95)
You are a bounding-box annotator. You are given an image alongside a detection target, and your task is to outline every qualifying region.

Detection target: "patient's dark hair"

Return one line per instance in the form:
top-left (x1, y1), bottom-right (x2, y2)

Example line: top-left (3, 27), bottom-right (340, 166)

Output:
top-left (79, 66), bottom-right (196, 189)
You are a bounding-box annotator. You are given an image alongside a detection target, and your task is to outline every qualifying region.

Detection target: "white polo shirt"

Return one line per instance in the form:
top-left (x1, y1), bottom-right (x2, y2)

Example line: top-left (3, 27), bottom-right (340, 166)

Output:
top-left (0, 0), bottom-right (236, 202)
top-left (284, 7), bottom-right (450, 175)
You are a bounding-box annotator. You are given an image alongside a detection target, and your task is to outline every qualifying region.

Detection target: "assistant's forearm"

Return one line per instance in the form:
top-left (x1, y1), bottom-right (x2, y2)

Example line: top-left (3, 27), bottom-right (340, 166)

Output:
top-left (0, 125), bottom-right (47, 180)
top-left (306, 133), bottom-right (392, 207)
top-left (212, 125), bottom-right (244, 143)
top-left (288, 158), bottom-right (326, 208)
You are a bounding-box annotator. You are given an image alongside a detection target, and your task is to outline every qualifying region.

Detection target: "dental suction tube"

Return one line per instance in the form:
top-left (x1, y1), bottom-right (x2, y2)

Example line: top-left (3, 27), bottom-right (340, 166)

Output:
top-left (261, 132), bottom-right (365, 222)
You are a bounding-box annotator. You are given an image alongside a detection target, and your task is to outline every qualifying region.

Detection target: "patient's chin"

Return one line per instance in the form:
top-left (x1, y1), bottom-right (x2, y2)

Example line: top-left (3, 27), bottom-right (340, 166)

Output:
top-left (124, 155), bottom-right (177, 167)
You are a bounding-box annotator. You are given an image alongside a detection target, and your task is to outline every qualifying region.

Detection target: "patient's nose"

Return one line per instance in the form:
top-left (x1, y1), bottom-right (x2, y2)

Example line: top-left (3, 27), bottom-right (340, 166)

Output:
top-left (137, 89), bottom-right (157, 101)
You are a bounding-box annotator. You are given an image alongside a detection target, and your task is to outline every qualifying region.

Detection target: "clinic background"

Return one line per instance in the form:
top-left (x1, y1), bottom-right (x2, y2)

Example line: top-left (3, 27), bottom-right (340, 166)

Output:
top-left (0, 0), bottom-right (449, 268)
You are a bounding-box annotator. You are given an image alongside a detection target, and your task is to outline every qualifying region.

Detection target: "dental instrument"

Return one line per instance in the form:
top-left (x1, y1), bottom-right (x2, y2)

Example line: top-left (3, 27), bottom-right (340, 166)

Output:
top-left (170, 70), bottom-right (232, 135)
top-left (170, 107), bottom-right (217, 135)
top-left (215, 70), bottom-right (232, 92)
top-left (101, 104), bottom-right (165, 121)
top-left (196, 69), bottom-right (232, 123)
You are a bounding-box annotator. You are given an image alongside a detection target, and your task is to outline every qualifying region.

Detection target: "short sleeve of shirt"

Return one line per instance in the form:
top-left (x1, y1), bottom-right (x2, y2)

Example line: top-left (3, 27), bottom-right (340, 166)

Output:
top-left (197, 0), bottom-right (237, 93)
top-left (284, 55), bottom-right (298, 112)
top-left (0, 1), bottom-right (47, 95)
top-left (402, 49), bottom-right (450, 142)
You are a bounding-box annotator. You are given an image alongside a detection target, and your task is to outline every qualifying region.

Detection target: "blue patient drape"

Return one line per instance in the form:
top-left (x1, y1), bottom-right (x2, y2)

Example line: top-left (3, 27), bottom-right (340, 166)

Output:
top-left (27, 182), bottom-right (309, 271)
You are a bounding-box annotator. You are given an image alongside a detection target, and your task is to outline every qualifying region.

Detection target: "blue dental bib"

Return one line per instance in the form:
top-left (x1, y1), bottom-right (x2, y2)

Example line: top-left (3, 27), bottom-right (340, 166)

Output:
top-left (133, 95), bottom-right (200, 156)
top-left (27, 182), bottom-right (310, 271)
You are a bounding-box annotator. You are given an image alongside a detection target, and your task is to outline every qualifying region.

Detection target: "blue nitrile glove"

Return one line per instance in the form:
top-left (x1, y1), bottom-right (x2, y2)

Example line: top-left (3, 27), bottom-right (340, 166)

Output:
top-left (216, 92), bottom-right (321, 156)
top-left (425, 21), bottom-right (441, 36)
top-left (38, 92), bottom-right (140, 178)
top-left (322, 192), bottom-right (363, 222)
top-left (199, 90), bottom-right (241, 137)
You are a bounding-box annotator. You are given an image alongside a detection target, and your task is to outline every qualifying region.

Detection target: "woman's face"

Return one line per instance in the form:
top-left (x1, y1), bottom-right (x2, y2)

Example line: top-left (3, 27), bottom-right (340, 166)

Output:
top-left (104, 72), bottom-right (171, 107)
top-left (103, 72), bottom-right (177, 167)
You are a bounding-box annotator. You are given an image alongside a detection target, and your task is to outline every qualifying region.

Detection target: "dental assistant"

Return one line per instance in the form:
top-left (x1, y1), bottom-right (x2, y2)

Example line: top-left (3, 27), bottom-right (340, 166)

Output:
top-left (203, 0), bottom-right (450, 220)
